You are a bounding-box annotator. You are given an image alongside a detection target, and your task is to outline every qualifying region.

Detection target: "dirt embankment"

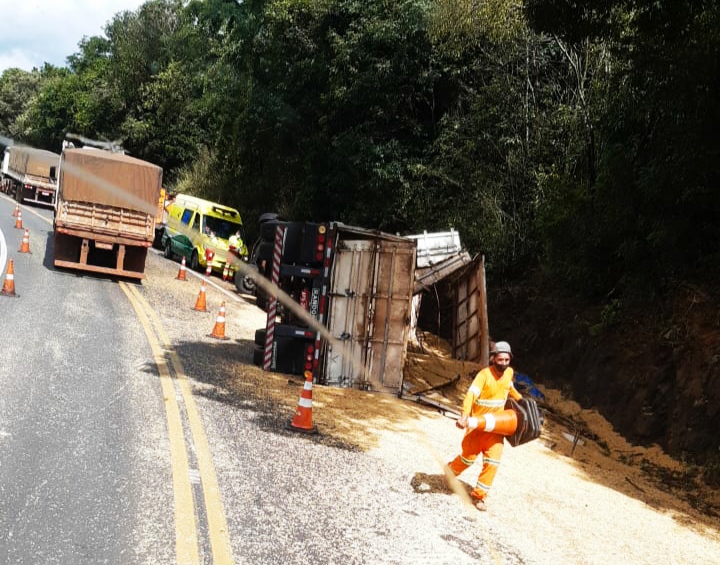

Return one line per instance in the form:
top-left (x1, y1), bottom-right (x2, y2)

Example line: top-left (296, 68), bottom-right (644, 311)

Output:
top-left (485, 279), bottom-right (720, 488)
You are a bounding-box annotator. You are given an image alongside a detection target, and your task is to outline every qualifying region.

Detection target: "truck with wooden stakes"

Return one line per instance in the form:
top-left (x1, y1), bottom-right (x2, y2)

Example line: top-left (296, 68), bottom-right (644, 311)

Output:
top-left (52, 147), bottom-right (163, 279)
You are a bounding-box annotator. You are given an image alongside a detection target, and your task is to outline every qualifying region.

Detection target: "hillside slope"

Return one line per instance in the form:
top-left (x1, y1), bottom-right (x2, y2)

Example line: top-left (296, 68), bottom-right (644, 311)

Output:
top-left (487, 278), bottom-right (720, 470)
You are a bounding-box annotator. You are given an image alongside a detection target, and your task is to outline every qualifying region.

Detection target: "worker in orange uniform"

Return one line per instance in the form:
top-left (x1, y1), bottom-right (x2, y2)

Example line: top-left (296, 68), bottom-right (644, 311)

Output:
top-left (447, 341), bottom-right (522, 511)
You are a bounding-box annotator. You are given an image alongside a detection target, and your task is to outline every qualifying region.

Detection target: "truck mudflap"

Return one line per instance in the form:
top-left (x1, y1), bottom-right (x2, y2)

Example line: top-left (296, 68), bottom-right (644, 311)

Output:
top-left (53, 230), bottom-right (150, 279)
top-left (504, 397), bottom-right (544, 447)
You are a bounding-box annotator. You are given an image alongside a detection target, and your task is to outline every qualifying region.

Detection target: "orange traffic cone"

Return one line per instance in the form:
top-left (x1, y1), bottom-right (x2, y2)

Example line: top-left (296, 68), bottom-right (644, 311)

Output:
top-left (222, 263), bottom-right (229, 281)
top-left (193, 280), bottom-right (208, 312)
top-left (208, 302), bottom-right (229, 340)
top-left (176, 256), bottom-right (187, 281)
top-left (12, 203), bottom-right (19, 217)
top-left (468, 409), bottom-right (518, 436)
top-left (14, 211), bottom-right (23, 229)
top-left (19, 229), bottom-right (30, 253)
top-left (287, 371), bottom-right (318, 434)
top-left (1, 259), bottom-right (17, 297)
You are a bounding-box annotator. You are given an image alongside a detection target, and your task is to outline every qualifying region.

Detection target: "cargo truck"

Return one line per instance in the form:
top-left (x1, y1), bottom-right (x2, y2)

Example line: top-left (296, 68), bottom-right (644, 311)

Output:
top-left (1, 146), bottom-right (60, 205)
top-left (53, 148), bottom-right (163, 279)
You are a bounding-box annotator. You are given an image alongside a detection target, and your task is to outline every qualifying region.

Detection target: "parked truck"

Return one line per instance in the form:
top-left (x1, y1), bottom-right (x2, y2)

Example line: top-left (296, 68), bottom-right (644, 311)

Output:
top-left (1, 146), bottom-right (60, 205)
top-left (53, 147), bottom-right (163, 279)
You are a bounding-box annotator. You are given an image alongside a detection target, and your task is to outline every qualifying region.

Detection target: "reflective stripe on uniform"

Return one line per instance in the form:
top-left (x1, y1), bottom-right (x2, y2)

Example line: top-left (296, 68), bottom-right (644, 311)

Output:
top-left (474, 398), bottom-right (505, 408)
top-left (483, 457), bottom-right (502, 467)
top-left (469, 385), bottom-right (481, 396)
top-left (475, 481), bottom-right (491, 493)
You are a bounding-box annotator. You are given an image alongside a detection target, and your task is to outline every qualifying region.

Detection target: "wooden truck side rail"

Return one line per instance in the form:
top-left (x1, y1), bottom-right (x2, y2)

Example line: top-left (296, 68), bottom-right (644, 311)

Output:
top-left (54, 201), bottom-right (156, 279)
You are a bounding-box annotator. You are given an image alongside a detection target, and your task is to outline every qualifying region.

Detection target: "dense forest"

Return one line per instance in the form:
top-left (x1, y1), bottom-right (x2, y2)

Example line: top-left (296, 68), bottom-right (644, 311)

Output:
top-left (1, 0), bottom-right (718, 466)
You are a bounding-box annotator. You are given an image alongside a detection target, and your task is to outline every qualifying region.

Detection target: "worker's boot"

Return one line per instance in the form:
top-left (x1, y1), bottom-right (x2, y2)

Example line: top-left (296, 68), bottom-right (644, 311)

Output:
top-left (474, 498), bottom-right (487, 512)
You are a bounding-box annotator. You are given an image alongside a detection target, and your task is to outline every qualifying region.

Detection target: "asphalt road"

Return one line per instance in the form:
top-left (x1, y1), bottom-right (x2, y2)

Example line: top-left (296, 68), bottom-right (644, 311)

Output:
top-left (0, 199), bottom-right (174, 564)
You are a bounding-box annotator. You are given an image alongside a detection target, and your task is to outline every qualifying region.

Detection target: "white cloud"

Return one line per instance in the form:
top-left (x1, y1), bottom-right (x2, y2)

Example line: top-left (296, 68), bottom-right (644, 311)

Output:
top-left (0, 0), bottom-right (147, 73)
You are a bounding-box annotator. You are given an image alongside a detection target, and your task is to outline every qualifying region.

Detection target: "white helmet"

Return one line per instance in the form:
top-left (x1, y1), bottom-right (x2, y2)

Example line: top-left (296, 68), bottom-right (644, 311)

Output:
top-left (491, 341), bottom-right (512, 358)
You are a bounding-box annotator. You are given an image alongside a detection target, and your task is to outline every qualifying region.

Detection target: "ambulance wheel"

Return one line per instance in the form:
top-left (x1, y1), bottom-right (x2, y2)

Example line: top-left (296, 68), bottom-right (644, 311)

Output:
top-left (152, 229), bottom-right (164, 249)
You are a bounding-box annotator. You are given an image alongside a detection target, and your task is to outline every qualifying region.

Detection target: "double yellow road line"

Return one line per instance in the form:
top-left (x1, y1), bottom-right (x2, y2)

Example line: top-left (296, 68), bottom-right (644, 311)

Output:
top-left (120, 282), bottom-right (234, 565)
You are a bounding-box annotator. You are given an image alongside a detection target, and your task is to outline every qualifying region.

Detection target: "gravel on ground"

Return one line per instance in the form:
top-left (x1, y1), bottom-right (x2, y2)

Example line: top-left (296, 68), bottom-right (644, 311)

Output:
top-left (138, 250), bottom-right (720, 565)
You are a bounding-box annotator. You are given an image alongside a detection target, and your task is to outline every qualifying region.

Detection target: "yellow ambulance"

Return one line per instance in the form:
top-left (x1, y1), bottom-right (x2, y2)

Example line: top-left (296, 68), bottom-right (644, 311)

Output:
top-left (160, 194), bottom-right (248, 272)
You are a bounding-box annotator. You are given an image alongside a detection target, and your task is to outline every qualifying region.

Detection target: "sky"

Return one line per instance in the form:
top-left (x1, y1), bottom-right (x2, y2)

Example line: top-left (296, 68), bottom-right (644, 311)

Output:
top-left (0, 1), bottom-right (147, 73)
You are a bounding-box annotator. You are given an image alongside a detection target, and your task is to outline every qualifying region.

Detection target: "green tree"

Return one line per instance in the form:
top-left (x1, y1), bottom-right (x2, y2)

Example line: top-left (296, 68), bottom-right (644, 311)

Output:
top-left (0, 67), bottom-right (45, 143)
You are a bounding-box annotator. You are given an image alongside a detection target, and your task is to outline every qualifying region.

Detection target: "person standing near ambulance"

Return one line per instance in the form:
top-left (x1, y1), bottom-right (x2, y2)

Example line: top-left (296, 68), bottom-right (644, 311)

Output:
top-left (447, 341), bottom-right (522, 511)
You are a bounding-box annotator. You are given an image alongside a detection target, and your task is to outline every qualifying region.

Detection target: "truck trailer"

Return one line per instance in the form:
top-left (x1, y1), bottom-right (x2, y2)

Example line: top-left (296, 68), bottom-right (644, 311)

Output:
top-left (250, 219), bottom-right (417, 394)
top-left (1, 146), bottom-right (60, 205)
top-left (53, 148), bottom-right (163, 279)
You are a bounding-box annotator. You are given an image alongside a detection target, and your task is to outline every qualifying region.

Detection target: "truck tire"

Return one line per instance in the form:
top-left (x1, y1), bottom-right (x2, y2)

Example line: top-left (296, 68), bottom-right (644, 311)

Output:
top-left (235, 264), bottom-right (258, 294)
top-left (254, 328), bottom-right (266, 347)
top-left (252, 347), bottom-right (265, 367)
top-left (164, 237), bottom-right (174, 259)
top-left (260, 221), bottom-right (282, 241)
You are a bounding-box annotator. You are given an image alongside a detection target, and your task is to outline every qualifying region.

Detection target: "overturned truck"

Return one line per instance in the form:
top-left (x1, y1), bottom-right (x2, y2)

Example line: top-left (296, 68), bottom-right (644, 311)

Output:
top-left (250, 220), bottom-right (417, 394)
top-left (53, 148), bottom-right (163, 279)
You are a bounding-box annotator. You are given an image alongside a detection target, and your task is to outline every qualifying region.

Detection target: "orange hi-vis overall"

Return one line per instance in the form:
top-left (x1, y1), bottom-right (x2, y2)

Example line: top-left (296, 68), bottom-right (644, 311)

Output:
top-left (448, 366), bottom-right (522, 501)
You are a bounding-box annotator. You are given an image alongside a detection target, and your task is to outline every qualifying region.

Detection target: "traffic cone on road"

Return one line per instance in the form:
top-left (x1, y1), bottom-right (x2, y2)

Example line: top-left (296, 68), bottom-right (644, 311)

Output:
top-left (222, 263), bottom-right (229, 281)
top-left (176, 256), bottom-right (187, 281)
top-left (1, 259), bottom-right (17, 297)
top-left (208, 302), bottom-right (229, 340)
top-left (14, 211), bottom-right (23, 229)
top-left (193, 280), bottom-right (208, 312)
top-left (19, 229), bottom-right (30, 253)
top-left (12, 203), bottom-right (19, 217)
top-left (287, 371), bottom-right (318, 434)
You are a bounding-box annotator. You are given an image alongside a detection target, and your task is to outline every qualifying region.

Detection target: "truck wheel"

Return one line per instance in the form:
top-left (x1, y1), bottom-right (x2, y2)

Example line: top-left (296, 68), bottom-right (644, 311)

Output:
top-left (190, 250), bottom-right (200, 272)
top-left (235, 264), bottom-right (258, 294)
top-left (164, 238), bottom-right (174, 259)
top-left (252, 347), bottom-right (265, 367)
top-left (254, 328), bottom-right (266, 346)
